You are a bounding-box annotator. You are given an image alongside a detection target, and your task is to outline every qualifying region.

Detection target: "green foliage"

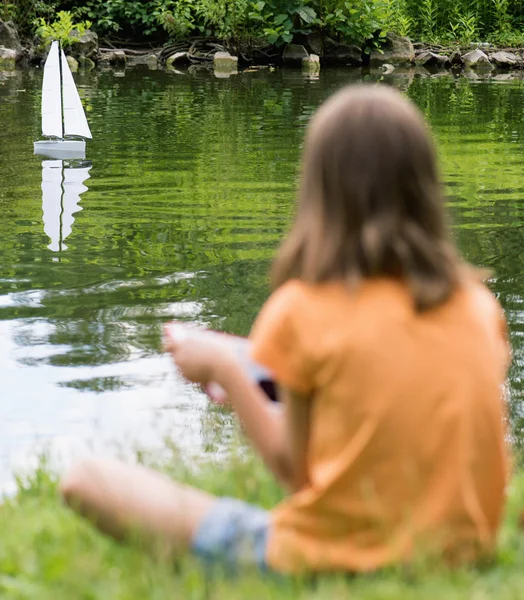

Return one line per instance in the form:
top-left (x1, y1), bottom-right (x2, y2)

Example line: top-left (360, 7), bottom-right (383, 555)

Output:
top-left (489, 28), bottom-right (524, 45)
top-left (197, 0), bottom-right (252, 40)
top-left (382, 0), bottom-right (413, 37)
top-left (419, 0), bottom-right (438, 41)
top-left (158, 0), bottom-right (196, 38)
top-left (456, 11), bottom-right (479, 44)
top-left (401, 0), bottom-right (524, 43)
top-left (491, 0), bottom-right (512, 34)
top-left (318, 0), bottom-right (386, 49)
top-left (3, 0), bottom-right (59, 39)
top-left (159, 0), bottom-right (253, 41)
top-left (249, 0), bottom-right (318, 46)
top-left (12, 0), bottom-right (524, 48)
top-left (34, 10), bottom-right (92, 47)
top-left (144, 0), bottom-right (389, 47)
top-left (74, 0), bottom-right (165, 35)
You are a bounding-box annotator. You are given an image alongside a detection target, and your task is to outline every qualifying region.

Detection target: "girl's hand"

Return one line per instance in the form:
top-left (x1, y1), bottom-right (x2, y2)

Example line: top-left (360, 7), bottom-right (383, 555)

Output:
top-left (163, 326), bottom-right (235, 386)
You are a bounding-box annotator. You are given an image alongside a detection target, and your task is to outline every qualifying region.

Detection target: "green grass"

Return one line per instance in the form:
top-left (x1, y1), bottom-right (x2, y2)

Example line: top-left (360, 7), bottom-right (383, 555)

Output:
top-left (4, 441), bottom-right (524, 599)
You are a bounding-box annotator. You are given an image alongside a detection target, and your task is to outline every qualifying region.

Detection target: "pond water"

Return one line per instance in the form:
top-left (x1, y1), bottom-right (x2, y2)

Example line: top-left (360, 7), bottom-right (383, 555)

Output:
top-left (1, 65), bottom-right (524, 492)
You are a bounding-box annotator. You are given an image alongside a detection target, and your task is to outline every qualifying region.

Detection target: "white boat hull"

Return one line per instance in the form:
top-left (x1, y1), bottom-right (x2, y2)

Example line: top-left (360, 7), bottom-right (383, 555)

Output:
top-left (34, 139), bottom-right (86, 160)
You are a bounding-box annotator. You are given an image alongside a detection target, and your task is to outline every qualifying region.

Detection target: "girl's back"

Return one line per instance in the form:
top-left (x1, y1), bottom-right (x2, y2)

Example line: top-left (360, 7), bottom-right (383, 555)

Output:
top-left (251, 276), bottom-right (509, 572)
top-left (59, 84), bottom-right (511, 579)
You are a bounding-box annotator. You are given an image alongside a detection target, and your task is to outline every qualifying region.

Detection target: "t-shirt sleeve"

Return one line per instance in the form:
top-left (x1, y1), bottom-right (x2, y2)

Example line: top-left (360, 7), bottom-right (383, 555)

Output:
top-left (249, 281), bottom-right (314, 395)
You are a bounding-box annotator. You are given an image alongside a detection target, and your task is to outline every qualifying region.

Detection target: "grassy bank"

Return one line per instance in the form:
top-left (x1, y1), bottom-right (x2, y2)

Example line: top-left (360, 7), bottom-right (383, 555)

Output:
top-left (3, 439), bottom-right (524, 599)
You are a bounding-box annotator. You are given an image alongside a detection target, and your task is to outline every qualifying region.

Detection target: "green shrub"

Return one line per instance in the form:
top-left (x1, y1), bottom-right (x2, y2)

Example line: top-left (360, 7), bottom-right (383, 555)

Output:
top-left (382, 0), bottom-right (413, 37)
top-left (403, 0), bottom-right (524, 43)
top-left (158, 0), bottom-right (387, 47)
top-left (73, 0), bottom-right (166, 36)
top-left (318, 0), bottom-right (386, 48)
top-left (159, 0), bottom-right (253, 41)
top-left (34, 10), bottom-right (92, 48)
top-left (158, 0), bottom-right (197, 38)
top-left (2, 0), bottom-right (59, 39)
top-left (248, 0), bottom-right (317, 45)
top-left (9, 0), bottom-right (524, 50)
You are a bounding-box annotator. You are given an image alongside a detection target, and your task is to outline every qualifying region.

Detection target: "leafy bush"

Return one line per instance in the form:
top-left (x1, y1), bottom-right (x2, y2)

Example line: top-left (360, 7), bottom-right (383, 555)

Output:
top-left (158, 0), bottom-right (197, 38)
top-left (198, 0), bottom-right (253, 40)
top-left (159, 0), bottom-right (387, 46)
top-left (248, 0), bottom-right (317, 45)
top-left (8, 0), bottom-right (524, 50)
top-left (318, 0), bottom-right (386, 47)
top-left (403, 0), bottom-right (524, 43)
top-left (2, 0), bottom-right (59, 39)
top-left (382, 0), bottom-right (412, 37)
top-left (35, 10), bottom-right (92, 47)
top-left (72, 0), bottom-right (164, 35)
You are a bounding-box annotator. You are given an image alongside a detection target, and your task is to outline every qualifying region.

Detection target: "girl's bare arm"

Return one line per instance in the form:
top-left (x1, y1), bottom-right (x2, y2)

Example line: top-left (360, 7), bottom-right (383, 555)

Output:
top-left (165, 330), bottom-right (312, 491)
top-left (215, 359), bottom-right (312, 492)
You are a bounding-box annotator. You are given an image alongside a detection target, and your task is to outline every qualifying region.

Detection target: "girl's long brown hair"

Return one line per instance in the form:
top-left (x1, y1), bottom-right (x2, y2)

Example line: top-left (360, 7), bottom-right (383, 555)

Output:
top-left (272, 84), bottom-right (465, 312)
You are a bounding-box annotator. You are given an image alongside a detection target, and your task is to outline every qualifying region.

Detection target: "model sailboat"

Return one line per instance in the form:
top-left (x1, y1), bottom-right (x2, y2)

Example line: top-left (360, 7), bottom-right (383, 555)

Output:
top-left (34, 40), bottom-right (92, 160)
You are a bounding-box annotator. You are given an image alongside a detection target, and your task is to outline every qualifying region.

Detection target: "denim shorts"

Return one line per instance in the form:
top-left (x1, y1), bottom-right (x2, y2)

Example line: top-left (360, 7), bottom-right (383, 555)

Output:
top-left (191, 497), bottom-right (270, 574)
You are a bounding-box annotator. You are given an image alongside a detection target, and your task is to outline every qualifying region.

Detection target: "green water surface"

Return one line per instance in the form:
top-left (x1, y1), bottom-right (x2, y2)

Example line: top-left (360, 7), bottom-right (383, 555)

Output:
top-left (1, 66), bottom-right (523, 490)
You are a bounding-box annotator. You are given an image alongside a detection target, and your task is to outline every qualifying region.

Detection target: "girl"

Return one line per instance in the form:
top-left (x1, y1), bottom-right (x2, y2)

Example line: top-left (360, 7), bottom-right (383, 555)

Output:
top-left (60, 84), bottom-right (510, 575)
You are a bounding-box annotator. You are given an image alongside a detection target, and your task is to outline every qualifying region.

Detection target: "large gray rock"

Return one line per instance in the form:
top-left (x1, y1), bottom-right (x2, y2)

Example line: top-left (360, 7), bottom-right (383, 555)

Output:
top-left (462, 48), bottom-right (492, 68)
top-left (68, 29), bottom-right (98, 59)
top-left (0, 46), bottom-right (16, 69)
top-left (282, 44), bottom-right (309, 65)
top-left (415, 51), bottom-right (447, 68)
top-left (490, 51), bottom-right (520, 68)
top-left (213, 51), bottom-right (238, 72)
top-left (370, 32), bottom-right (414, 66)
top-left (0, 20), bottom-right (21, 52)
top-left (325, 41), bottom-right (362, 66)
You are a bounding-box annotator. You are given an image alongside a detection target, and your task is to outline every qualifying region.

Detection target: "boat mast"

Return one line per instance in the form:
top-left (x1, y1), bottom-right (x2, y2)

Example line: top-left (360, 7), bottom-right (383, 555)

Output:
top-left (57, 39), bottom-right (64, 140)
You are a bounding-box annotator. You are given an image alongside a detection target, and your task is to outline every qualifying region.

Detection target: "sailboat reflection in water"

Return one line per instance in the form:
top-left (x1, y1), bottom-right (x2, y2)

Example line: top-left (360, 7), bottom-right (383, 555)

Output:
top-left (41, 159), bottom-right (92, 252)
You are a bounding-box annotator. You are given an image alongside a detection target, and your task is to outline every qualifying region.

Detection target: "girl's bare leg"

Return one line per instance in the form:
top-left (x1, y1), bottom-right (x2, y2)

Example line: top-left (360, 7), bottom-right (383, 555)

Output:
top-left (60, 458), bottom-right (216, 556)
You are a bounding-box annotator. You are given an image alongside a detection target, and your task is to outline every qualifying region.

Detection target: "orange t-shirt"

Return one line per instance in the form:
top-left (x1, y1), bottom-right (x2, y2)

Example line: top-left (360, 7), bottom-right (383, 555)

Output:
top-left (250, 278), bottom-right (510, 574)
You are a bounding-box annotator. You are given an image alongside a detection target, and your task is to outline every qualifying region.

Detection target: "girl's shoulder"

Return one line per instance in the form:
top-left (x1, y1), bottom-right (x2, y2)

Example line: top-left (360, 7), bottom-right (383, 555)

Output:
top-left (456, 274), bottom-right (504, 322)
top-left (268, 278), bottom-right (413, 310)
top-left (453, 276), bottom-right (509, 366)
top-left (267, 276), bottom-right (505, 326)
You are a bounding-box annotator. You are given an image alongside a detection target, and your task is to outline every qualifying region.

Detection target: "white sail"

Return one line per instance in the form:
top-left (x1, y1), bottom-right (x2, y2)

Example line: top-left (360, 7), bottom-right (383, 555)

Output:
top-left (41, 41), bottom-right (63, 138)
top-left (42, 160), bottom-right (91, 252)
top-left (60, 50), bottom-right (92, 139)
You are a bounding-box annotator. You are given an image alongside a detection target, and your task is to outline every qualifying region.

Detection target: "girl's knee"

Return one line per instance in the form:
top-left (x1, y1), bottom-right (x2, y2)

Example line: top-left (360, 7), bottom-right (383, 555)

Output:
top-left (60, 458), bottom-right (107, 505)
